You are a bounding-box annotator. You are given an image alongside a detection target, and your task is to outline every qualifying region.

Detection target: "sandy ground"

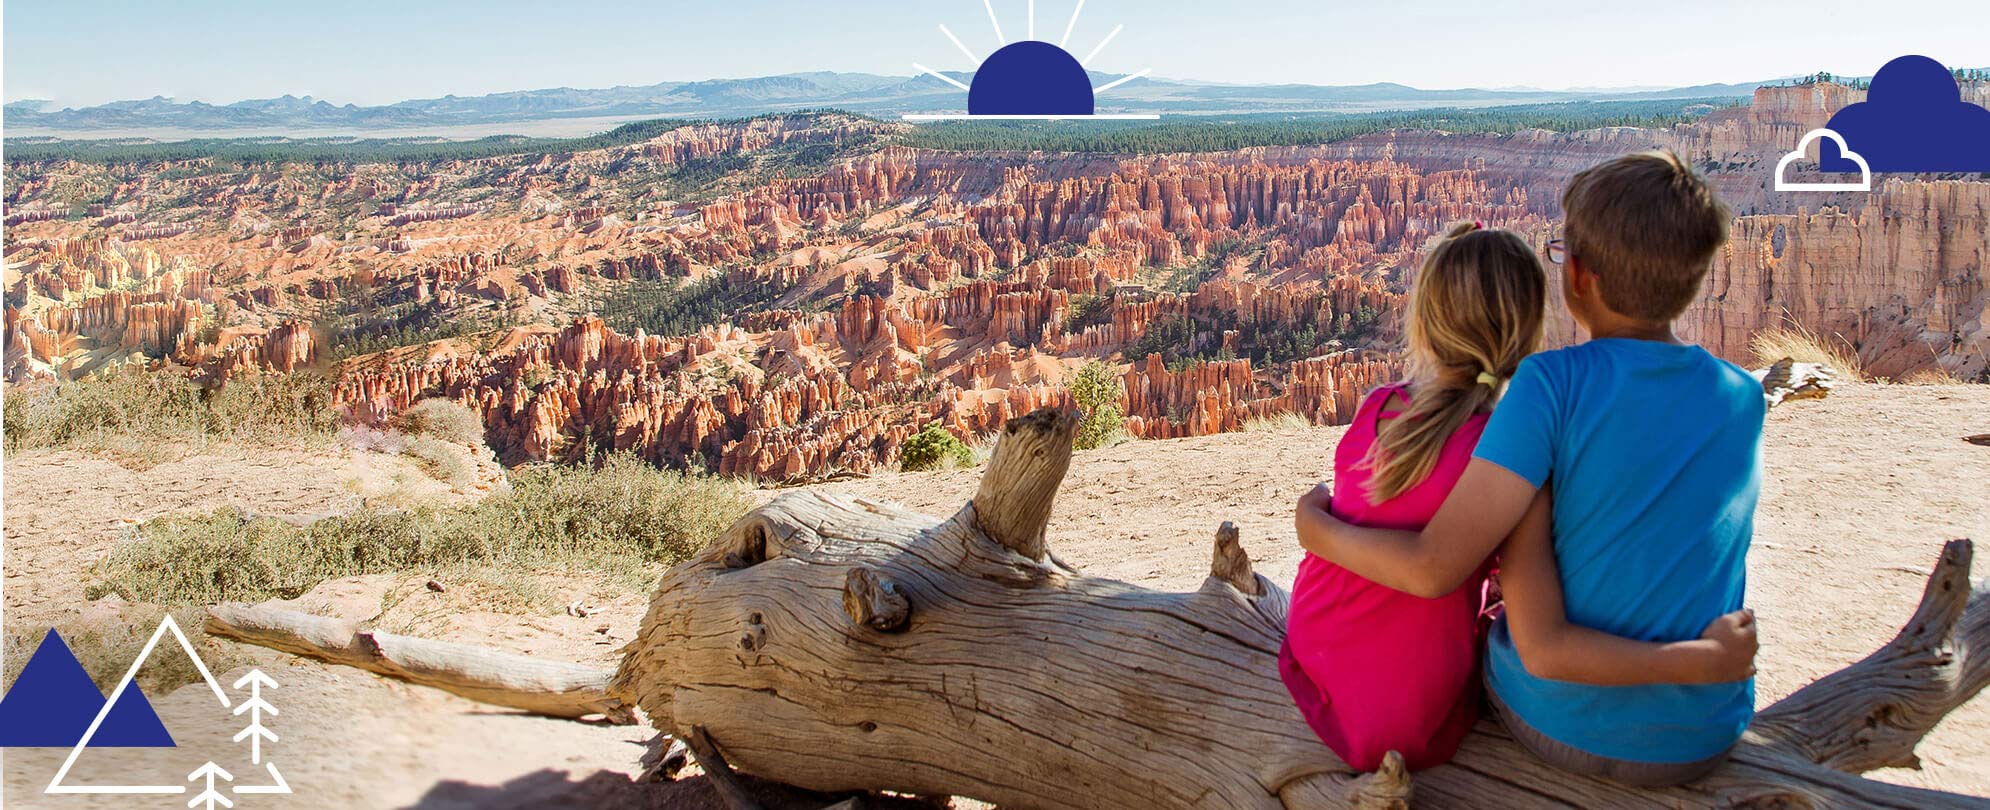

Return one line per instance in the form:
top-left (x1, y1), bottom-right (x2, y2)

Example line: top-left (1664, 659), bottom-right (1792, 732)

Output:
top-left (1, 442), bottom-right (501, 629)
top-left (3, 382), bottom-right (1987, 807)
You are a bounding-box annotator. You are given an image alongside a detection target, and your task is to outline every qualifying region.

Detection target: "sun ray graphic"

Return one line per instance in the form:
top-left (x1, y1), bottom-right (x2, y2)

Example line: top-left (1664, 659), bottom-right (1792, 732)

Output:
top-left (1060, 0), bottom-right (1084, 46)
top-left (906, 1), bottom-right (1157, 121)
top-left (1080, 23), bottom-right (1122, 67)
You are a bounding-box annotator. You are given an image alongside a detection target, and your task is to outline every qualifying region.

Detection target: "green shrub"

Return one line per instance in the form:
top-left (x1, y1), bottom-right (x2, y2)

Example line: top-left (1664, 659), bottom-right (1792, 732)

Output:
top-left (1062, 294), bottom-right (1111, 332)
top-left (1070, 361), bottom-right (1126, 451)
top-left (900, 423), bottom-right (973, 472)
top-left (87, 453), bottom-right (754, 605)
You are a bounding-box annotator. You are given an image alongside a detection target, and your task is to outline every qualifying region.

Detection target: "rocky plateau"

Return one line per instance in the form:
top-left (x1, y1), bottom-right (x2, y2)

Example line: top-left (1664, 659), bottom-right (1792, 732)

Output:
top-left (5, 85), bottom-right (1985, 481)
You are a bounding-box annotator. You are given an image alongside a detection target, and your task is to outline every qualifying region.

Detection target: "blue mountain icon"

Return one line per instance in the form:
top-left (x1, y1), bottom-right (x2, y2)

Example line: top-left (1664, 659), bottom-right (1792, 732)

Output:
top-left (0, 630), bottom-right (175, 747)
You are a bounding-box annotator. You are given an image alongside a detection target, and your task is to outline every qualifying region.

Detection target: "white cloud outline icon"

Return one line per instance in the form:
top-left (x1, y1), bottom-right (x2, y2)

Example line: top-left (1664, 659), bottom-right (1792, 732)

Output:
top-left (1776, 128), bottom-right (1873, 192)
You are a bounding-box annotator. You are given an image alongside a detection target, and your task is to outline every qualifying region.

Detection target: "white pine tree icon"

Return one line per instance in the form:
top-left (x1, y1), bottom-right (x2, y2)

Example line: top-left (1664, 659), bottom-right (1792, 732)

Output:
top-left (187, 762), bottom-right (234, 809)
top-left (230, 670), bottom-right (279, 765)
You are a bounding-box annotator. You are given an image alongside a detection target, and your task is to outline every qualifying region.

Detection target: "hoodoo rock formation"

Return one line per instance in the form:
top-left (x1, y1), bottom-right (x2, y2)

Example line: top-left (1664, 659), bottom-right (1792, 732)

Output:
top-left (6, 87), bottom-right (1986, 479)
top-left (1682, 180), bottom-right (1989, 380)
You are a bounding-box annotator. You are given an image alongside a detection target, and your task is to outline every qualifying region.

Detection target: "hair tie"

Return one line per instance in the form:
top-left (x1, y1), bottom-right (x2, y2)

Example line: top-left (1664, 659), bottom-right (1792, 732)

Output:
top-left (1472, 220), bottom-right (1485, 230)
top-left (1476, 371), bottom-right (1500, 387)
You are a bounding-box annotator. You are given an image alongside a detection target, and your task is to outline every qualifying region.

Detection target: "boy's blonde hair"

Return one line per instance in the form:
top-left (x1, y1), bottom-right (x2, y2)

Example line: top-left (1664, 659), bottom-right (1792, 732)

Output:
top-left (1563, 149), bottom-right (1731, 322)
top-left (1364, 223), bottom-right (1546, 503)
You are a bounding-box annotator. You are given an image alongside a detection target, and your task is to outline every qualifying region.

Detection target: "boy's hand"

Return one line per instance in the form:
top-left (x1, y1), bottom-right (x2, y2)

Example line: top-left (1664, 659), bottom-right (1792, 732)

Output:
top-left (1691, 609), bottom-right (1758, 683)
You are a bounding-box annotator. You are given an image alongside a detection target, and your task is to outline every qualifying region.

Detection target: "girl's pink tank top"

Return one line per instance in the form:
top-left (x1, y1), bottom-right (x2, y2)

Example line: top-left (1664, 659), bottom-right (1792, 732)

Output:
top-left (1279, 384), bottom-right (1493, 771)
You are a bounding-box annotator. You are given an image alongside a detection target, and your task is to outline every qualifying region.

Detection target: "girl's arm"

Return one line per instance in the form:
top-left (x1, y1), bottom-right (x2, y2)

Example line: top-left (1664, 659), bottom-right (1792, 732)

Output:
top-left (1498, 489), bottom-right (1757, 685)
top-left (1294, 459), bottom-right (1538, 598)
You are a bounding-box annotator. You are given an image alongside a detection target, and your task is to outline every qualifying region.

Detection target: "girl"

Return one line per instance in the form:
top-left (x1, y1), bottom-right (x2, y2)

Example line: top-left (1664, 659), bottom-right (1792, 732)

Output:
top-left (1280, 223), bottom-right (1755, 772)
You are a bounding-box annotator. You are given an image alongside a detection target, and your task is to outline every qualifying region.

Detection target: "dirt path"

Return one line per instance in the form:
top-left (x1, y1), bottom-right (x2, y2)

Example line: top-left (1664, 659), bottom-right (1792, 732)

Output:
top-left (4, 446), bottom-right (370, 629)
top-left (3, 382), bottom-right (1986, 805)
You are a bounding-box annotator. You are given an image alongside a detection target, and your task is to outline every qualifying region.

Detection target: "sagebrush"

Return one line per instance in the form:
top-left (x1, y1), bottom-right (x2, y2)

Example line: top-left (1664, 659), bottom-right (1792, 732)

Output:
top-left (3, 367), bottom-right (339, 462)
top-left (392, 397), bottom-right (487, 445)
top-left (88, 453), bottom-right (754, 605)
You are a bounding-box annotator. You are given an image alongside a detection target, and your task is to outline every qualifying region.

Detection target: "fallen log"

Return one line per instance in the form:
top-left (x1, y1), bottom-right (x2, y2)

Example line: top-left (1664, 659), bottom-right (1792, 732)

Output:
top-left (612, 407), bottom-right (1990, 809)
top-left (204, 602), bottom-right (633, 724)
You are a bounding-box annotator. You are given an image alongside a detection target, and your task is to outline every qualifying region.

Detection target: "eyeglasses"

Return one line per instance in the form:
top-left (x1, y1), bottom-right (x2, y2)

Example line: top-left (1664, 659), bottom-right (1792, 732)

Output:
top-left (1545, 239), bottom-right (1568, 266)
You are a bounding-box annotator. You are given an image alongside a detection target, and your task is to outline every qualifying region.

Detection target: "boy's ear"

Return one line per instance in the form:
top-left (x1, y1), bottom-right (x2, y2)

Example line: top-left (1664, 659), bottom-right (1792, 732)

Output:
top-left (1566, 255), bottom-right (1599, 300)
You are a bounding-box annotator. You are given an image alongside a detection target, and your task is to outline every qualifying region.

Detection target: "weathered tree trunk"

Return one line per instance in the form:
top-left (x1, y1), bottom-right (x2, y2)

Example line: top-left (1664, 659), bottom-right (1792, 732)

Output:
top-left (612, 408), bottom-right (1990, 809)
top-left (205, 602), bottom-right (633, 723)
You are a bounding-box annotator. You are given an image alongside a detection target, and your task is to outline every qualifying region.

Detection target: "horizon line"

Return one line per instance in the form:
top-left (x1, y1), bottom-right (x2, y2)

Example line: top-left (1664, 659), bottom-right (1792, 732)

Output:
top-left (0, 72), bottom-right (1822, 110)
top-left (902, 113), bottom-right (1162, 121)
top-left (8, 65), bottom-right (1939, 111)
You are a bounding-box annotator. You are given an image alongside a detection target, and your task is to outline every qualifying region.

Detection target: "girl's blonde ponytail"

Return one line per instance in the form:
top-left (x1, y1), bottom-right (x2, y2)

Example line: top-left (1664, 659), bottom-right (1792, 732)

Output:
top-left (1362, 223), bottom-right (1547, 503)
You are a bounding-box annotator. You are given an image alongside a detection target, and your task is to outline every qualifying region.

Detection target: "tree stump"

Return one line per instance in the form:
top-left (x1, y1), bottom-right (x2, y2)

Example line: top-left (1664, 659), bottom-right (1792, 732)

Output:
top-left (612, 408), bottom-right (1990, 808)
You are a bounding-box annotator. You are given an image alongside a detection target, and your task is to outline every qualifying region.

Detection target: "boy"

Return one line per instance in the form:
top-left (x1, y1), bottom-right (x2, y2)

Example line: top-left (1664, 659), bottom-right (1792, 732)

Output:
top-left (1295, 149), bottom-right (1763, 786)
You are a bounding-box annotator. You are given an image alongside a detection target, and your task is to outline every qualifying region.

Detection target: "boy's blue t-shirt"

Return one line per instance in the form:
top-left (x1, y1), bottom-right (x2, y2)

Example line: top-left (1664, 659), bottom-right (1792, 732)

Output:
top-left (1476, 338), bottom-right (1764, 764)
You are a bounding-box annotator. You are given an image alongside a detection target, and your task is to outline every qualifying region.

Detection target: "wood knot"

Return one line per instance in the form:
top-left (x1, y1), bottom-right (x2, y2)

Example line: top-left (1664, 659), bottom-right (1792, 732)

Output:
top-left (1341, 750), bottom-right (1413, 809)
top-left (843, 565), bottom-right (912, 633)
top-left (737, 617), bottom-right (766, 652)
top-left (720, 519), bottom-right (773, 570)
top-left (1209, 522), bottom-right (1261, 596)
top-left (354, 629), bottom-right (385, 659)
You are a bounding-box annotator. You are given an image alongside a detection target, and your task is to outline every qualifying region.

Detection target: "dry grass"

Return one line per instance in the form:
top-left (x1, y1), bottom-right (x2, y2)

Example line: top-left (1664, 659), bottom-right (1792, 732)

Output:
top-left (966, 433), bottom-right (998, 466)
top-left (3, 367), bottom-right (339, 466)
top-left (2, 607), bottom-right (259, 696)
top-left (393, 398), bottom-right (487, 446)
top-left (1243, 412), bottom-right (1313, 432)
top-left (86, 453), bottom-right (755, 606)
top-left (403, 434), bottom-right (477, 489)
top-left (1898, 366), bottom-right (1970, 385)
top-left (1749, 324), bottom-right (1867, 382)
top-left (372, 568), bottom-right (560, 634)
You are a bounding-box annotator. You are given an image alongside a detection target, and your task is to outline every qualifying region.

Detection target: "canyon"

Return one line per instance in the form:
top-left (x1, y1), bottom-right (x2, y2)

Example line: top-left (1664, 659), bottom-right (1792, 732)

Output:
top-left (5, 83), bottom-right (1986, 481)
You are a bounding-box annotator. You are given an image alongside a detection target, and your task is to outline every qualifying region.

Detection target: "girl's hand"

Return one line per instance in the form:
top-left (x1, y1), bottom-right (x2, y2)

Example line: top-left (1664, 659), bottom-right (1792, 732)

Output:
top-left (1691, 609), bottom-right (1759, 683)
top-left (1294, 484), bottom-right (1338, 555)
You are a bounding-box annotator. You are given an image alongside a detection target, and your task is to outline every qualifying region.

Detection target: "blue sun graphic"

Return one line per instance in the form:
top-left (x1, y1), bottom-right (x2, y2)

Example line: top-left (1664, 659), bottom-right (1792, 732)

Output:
top-left (908, 1), bottom-right (1156, 121)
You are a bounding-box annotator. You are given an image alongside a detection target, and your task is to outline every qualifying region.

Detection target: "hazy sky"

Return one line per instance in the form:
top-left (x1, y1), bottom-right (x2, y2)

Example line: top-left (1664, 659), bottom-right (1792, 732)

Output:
top-left (5, 0), bottom-right (1986, 107)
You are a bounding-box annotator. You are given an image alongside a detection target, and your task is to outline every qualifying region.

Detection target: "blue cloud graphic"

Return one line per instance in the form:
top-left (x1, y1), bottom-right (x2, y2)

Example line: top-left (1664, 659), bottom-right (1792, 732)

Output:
top-left (1820, 55), bottom-right (1990, 173)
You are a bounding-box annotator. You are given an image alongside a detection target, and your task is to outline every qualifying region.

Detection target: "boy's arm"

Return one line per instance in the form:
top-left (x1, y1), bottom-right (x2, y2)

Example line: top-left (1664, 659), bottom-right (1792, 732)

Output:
top-left (1295, 459), bottom-right (1538, 598)
top-left (1499, 489), bottom-right (1758, 685)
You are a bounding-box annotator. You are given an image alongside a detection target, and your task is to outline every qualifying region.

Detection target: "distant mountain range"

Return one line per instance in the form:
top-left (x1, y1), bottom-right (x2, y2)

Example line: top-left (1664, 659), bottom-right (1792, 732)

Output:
top-left (2, 71), bottom-right (1774, 137)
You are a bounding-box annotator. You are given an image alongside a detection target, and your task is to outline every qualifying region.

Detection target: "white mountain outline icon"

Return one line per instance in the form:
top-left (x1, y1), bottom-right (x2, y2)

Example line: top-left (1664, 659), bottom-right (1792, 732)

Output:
top-left (43, 615), bottom-right (293, 799)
